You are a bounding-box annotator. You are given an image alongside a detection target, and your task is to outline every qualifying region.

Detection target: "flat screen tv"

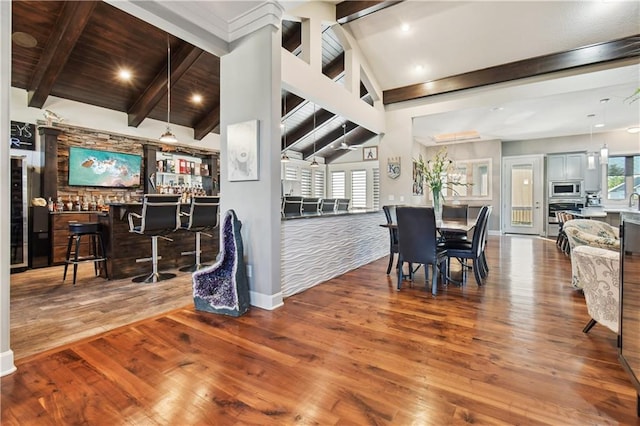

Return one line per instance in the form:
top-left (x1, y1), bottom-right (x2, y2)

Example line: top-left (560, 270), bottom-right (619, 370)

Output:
top-left (68, 146), bottom-right (141, 188)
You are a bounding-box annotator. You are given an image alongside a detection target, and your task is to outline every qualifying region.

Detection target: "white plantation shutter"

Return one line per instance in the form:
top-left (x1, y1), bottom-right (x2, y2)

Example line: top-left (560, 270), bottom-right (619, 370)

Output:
top-left (331, 171), bottom-right (345, 198)
top-left (300, 169), bottom-right (312, 197)
top-left (351, 170), bottom-right (367, 208)
top-left (313, 169), bottom-right (325, 198)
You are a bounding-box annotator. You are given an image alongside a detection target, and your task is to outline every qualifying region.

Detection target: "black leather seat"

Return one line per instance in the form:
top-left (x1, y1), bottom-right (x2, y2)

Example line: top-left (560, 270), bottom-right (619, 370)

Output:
top-left (382, 205), bottom-right (399, 275)
top-left (336, 198), bottom-right (350, 211)
top-left (438, 205), bottom-right (491, 286)
top-left (179, 196), bottom-right (220, 272)
top-left (396, 206), bottom-right (448, 295)
top-left (128, 194), bottom-right (181, 283)
top-left (441, 204), bottom-right (469, 242)
top-left (282, 196), bottom-right (303, 216)
top-left (63, 222), bottom-right (108, 285)
top-left (320, 198), bottom-right (337, 213)
top-left (301, 197), bottom-right (321, 214)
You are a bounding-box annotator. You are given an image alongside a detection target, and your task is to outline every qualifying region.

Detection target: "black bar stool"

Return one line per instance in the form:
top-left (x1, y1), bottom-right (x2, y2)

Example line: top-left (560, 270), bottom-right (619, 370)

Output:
top-left (179, 196), bottom-right (220, 272)
top-left (128, 194), bottom-right (181, 283)
top-left (63, 222), bottom-right (108, 285)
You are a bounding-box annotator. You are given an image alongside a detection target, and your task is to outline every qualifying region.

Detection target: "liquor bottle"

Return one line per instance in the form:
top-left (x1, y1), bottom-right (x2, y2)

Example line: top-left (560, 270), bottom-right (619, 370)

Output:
top-left (47, 197), bottom-right (54, 212)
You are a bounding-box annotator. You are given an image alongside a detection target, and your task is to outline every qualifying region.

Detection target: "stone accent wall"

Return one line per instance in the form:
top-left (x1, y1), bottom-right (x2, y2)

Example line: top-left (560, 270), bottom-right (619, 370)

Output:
top-left (55, 124), bottom-right (146, 202)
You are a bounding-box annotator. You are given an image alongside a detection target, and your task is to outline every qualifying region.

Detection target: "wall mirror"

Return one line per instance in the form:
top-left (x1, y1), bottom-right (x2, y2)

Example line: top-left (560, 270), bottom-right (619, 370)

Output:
top-left (443, 158), bottom-right (492, 200)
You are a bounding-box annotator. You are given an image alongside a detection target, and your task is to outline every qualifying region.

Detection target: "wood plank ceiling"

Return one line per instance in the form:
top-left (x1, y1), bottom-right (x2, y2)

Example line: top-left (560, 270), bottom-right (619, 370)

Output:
top-left (10, 0), bottom-right (381, 163)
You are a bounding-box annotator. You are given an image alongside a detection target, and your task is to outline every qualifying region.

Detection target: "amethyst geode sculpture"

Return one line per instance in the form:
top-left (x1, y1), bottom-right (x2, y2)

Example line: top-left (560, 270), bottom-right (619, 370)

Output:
top-left (192, 209), bottom-right (250, 316)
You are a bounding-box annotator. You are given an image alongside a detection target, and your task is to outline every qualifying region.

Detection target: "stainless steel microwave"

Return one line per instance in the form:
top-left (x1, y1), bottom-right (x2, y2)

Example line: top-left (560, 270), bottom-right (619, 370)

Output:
top-left (549, 180), bottom-right (583, 198)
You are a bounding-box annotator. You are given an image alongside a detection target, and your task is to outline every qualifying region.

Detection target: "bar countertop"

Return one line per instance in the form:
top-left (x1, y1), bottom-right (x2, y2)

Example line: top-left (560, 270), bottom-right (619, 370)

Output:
top-left (282, 209), bottom-right (379, 220)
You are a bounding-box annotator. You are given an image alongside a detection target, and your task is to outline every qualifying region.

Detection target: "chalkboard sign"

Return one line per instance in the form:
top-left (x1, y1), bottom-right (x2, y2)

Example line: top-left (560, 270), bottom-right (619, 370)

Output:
top-left (10, 121), bottom-right (36, 151)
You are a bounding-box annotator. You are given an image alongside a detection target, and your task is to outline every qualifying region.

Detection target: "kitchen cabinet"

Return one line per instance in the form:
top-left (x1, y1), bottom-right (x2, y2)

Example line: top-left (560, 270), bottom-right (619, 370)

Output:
top-left (547, 153), bottom-right (585, 181)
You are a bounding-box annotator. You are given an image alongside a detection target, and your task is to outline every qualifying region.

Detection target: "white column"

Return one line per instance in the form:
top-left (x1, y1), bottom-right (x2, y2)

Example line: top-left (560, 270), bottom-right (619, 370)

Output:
top-left (220, 25), bottom-right (283, 310)
top-left (0, 0), bottom-right (17, 377)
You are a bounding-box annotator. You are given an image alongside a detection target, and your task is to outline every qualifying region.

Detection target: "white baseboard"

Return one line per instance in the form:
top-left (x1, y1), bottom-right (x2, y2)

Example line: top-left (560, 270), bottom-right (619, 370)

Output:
top-left (0, 349), bottom-right (16, 377)
top-left (249, 290), bottom-right (284, 310)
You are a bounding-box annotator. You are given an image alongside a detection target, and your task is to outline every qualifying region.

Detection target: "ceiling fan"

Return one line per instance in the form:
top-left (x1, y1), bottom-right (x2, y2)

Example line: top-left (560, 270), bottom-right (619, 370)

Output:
top-left (334, 123), bottom-right (360, 151)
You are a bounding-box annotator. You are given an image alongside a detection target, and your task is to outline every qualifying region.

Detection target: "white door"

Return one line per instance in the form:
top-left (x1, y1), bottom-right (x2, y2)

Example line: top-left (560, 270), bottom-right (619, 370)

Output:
top-left (502, 155), bottom-right (544, 235)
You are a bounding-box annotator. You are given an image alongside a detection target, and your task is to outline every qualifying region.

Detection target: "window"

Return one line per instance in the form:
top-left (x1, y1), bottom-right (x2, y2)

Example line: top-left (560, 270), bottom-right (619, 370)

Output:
top-left (331, 171), bottom-right (345, 198)
top-left (300, 169), bottom-right (312, 197)
top-left (351, 170), bottom-right (367, 208)
top-left (313, 169), bottom-right (325, 198)
top-left (607, 155), bottom-right (640, 200)
top-left (372, 168), bottom-right (380, 209)
top-left (284, 165), bottom-right (298, 181)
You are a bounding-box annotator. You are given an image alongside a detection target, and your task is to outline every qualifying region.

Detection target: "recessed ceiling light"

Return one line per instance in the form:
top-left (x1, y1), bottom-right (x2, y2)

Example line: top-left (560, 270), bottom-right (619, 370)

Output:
top-left (118, 69), bottom-right (132, 81)
top-left (627, 126), bottom-right (640, 134)
top-left (401, 23), bottom-right (410, 32)
top-left (594, 123), bottom-right (605, 128)
top-left (192, 93), bottom-right (203, 104)
top-left (12, 32), bottom-right (37, 48)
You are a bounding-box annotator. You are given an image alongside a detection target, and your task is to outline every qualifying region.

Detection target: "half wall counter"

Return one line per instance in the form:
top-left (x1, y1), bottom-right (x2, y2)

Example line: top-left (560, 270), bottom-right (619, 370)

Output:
top-left (281, 209), bottom-right (387, 297)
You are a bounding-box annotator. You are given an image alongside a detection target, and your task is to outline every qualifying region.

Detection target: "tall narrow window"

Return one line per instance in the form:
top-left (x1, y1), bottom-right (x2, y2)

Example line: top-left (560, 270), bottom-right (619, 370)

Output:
top-left (284, 165), bottom-right (298, 181)
top-left (351, 170), bottom-right (367, 208)
top-left (313, 169), bottom-right (325, 198)
top-left (372, 168), bottom-right (380, 209)
top-left (300, 169), bottom-right (312, 197)
top-left (331, 171), bottom-right (345, 198)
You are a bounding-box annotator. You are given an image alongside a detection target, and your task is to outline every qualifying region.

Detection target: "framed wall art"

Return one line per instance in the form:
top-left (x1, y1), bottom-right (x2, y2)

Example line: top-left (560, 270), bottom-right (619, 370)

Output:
top-left (227, 119), bottom-right (259, 181)
top-left (363, 146), bottom-right (378, 161)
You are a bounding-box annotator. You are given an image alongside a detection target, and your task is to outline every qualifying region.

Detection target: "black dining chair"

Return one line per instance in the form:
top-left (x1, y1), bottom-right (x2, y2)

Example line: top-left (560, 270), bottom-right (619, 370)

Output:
top-left (438, 205), bottom-right (491, 286)
top-left (382, 205), bottom-right (399, 275)
top-left (441, 204), bottom-right (469, 242)
top-left (396, 206), bottom-right (448, 295)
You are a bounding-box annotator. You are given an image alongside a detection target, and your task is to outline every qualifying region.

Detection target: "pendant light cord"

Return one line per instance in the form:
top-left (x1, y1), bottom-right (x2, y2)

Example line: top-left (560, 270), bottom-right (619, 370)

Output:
top-left (166, 35), bottom-right (171, 125)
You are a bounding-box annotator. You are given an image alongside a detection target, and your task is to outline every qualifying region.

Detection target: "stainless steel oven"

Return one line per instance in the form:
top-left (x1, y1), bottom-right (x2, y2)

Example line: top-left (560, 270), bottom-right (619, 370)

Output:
top-left (547, 199), bottom-right (583, 237)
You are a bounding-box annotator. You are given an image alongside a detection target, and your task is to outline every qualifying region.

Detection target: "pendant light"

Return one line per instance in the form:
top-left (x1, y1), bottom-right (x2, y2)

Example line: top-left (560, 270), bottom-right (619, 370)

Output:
top-left (309, 103), bottom-right (319, 168)
top-left (281, 92), bottom-right (290, 163)
top-left (587, 114), bottom-right (596, 170)
top-left (599, 98), bottom-right (609, 165)
top-left (159, 35), bottom-right (178, 143)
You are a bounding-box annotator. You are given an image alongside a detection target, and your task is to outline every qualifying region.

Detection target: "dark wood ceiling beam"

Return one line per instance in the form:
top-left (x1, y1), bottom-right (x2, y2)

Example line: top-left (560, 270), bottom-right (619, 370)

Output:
top-left (384, 34), bottom-right (640, 105)
top-left (324, 51), bottom-right (345, 80)
top-left (128, 44), bottom-right (204, 128)
top-left (27, 1), bottom-right (98, 108)
top-left (323, 127), bottom-right (376, 163)
top-left (194, 104), bottom-right (220, 141)
top-left (336, 1), bottom-right (403, 24)
top-left (282, 24), bottom-right (301, 53)
top-left (284, 109), bottom-right (335, 150)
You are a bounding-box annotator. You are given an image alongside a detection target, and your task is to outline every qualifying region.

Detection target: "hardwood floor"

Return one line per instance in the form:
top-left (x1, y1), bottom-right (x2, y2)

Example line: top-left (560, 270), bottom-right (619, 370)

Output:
top-left (3, 235), bottom-right (638, 425)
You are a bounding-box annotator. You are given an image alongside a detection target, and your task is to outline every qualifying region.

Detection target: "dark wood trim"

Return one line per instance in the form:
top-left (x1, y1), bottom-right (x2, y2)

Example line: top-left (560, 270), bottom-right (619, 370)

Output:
top-left (27, 1), bottom-right (98, 108)
top-left (194, 105), bottom-right (220, 141)
top-left (336, 1), bottom-right (403, 24)
top-left (384, 35), bottom-right (640, 105)
top-left (127, 43), bottom-right (204, 128)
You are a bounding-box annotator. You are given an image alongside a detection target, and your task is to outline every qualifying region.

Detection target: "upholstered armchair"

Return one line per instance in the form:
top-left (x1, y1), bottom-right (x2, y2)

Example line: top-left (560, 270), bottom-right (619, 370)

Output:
top-left (571, 245), bottom-right (619, 334)
top-left (563, 219), bottom-right (620, 289)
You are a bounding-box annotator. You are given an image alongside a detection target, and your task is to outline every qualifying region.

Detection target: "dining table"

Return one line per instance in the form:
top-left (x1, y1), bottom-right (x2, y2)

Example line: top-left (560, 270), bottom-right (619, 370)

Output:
top-left (380, 218), bottom-right (477, 233)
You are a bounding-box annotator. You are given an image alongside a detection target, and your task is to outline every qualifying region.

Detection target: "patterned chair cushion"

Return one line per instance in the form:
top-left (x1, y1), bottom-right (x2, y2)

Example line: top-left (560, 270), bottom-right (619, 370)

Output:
top-left (572, 245), bottom-right (619, 333)
top-left (563, 219), bottom-right (620, 289)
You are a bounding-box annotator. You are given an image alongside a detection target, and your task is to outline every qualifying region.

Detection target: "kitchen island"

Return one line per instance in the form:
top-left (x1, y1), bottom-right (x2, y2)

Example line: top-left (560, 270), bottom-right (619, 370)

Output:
top-left (281, 209), bottom-right (387, 297)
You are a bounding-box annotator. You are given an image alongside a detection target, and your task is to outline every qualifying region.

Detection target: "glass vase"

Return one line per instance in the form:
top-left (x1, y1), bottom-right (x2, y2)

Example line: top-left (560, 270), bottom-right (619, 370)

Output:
top-left (432, 187), bottom-right (442, 222)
